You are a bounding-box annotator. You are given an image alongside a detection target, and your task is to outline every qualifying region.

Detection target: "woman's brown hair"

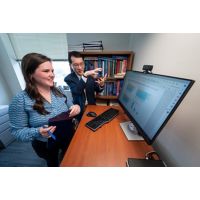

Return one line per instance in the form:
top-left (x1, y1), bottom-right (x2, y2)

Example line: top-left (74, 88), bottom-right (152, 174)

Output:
top-left (21, 53), bottom-right (64, 115)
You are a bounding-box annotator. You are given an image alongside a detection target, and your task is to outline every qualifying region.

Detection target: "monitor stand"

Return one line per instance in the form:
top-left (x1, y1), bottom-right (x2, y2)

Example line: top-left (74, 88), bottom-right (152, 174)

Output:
top-left (120, 121), bottom-right (144, 141)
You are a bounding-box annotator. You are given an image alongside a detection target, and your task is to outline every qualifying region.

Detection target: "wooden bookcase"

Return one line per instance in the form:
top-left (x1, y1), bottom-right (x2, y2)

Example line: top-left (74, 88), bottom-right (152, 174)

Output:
top-left (80, 51), bottom-right (134, 105)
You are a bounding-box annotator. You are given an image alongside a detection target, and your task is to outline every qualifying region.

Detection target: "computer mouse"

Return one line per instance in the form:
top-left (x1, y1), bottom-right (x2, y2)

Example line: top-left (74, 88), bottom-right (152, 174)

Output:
top-left (87, 111), bottom-right (97, 117)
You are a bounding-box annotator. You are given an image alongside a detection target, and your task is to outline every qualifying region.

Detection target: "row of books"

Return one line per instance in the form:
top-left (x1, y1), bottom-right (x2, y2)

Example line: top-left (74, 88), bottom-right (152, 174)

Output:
top-left (97, 80), bottom-right (124, 96)
top-left (84, 56), bottom-right (128, 78)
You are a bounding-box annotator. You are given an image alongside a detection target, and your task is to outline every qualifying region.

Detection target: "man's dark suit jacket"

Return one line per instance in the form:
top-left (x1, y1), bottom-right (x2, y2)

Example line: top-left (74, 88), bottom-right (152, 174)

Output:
top-left (64, 72), bottom-right (103, 120)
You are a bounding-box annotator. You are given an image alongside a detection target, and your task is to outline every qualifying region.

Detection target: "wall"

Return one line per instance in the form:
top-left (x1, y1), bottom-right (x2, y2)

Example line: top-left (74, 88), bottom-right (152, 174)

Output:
top-left (129, 33), bottom-right (200, 166)
top-left (67, 33), bottom-right (131, 51)
top-left (0, 34), bottom-right (22, 105)
top-left (0, 72), bottom-right (11, 104)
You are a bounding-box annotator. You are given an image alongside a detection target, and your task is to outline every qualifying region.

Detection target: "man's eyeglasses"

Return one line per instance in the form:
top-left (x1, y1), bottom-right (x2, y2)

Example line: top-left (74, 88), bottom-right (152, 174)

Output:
top-left (72, 62), bottom-right (84, 68)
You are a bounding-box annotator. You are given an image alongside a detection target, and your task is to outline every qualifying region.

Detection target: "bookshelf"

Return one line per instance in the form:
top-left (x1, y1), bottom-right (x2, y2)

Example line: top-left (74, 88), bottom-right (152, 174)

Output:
top-left (81, 51), bottom-right (134, 105)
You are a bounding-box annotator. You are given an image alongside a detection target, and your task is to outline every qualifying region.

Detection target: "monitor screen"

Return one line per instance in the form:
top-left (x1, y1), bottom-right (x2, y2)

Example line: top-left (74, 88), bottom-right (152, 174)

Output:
top-left (119, 71), bottom-right (194, 145)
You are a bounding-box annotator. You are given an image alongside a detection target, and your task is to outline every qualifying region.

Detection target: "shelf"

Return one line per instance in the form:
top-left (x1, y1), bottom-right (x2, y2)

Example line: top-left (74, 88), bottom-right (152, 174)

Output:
top-left (81, 50), bottom-right (134, 55)
top-left (105, 77), bottom-right (124, 81)
top-left (96, 95), bottom-right (118, 100)
top-left (80, 50), bottom-right (134, 105)
top-left (81, 51), bottom-right (134, 71)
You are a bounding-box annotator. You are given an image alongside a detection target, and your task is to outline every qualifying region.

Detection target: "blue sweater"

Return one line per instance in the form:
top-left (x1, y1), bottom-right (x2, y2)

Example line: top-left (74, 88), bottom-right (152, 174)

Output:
top-left (9, 88), bottom-right (74, 142)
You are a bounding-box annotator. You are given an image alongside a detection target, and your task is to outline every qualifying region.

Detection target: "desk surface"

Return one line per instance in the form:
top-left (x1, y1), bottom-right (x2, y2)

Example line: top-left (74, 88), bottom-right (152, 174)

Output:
top-left (60, 105), bottom-right (153, 167)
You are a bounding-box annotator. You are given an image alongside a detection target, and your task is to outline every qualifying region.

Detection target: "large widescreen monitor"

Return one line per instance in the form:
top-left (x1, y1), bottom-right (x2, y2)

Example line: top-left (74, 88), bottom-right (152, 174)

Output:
top-left (119, 71), bottom-right (194, 145)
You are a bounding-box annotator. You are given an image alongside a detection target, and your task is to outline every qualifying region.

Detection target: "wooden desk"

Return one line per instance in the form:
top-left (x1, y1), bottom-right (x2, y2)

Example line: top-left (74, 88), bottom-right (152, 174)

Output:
top-left (60, 105), bottom-right (153, 167)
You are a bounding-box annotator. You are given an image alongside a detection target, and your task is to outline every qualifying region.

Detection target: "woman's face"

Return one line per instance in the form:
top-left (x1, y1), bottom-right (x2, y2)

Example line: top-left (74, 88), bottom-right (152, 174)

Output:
top-left (32, 61), bottom-right (55, 88)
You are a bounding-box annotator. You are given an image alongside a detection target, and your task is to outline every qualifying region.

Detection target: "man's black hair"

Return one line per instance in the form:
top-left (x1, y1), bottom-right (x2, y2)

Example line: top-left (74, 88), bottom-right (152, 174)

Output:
top-left (68, 51), bottom-right (83, 64)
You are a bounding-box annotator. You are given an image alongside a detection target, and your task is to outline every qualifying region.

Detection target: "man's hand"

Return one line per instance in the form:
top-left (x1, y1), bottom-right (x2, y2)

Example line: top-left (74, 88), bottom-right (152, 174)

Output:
top-left (83, 68), bottom-right (102, 78)
top-left (95, 73), bottom-right (107, 87)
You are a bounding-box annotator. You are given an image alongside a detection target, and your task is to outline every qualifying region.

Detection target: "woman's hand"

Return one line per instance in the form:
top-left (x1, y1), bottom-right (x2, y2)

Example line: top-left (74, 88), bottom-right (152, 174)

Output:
top-left (69, 105), bottom-right (81, 117)
top-left (39, 126), bottom-right (56, 138)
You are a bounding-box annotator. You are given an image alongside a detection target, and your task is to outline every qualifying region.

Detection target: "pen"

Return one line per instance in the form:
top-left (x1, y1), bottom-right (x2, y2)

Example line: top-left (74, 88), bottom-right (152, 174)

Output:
top-left (43, 125), bottom-right (56, 140)
top-left (47, 130), bottom-right (56, 140)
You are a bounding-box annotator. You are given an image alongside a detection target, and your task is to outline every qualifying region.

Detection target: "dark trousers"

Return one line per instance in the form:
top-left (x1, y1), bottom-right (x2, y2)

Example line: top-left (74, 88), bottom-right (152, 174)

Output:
top-left (32, 120), bottom-right (74, 167)
top-left (46, 128), bottom-right (74, 167)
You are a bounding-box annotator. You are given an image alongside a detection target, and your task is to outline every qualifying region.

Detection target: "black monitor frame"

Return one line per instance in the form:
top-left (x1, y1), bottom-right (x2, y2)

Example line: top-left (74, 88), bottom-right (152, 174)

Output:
top-left (119, 70), bottom-right (195, 145)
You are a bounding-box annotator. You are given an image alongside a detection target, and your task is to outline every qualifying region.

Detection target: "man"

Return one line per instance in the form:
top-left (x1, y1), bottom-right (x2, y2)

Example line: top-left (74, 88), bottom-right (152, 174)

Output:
top-left (64, 51), bottom-right (107, 120)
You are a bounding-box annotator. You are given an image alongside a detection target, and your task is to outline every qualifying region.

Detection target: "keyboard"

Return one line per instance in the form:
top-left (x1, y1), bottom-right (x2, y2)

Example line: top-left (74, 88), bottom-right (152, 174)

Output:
top-left (85, 108), bottom-right (119, 131)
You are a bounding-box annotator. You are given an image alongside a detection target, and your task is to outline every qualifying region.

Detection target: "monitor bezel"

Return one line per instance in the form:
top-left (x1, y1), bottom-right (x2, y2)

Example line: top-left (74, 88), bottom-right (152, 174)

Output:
top-left (118, 70), bottom-right (195, 145)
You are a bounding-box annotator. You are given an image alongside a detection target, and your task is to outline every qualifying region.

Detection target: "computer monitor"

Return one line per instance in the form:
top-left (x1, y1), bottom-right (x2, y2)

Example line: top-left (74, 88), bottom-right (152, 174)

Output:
top-left (119, 70), bottom-right (194, 145)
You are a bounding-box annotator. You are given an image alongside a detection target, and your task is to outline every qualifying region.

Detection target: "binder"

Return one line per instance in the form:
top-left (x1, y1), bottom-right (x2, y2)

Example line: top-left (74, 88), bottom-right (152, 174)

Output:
top-left (48, 111), bottom-right (74, 149)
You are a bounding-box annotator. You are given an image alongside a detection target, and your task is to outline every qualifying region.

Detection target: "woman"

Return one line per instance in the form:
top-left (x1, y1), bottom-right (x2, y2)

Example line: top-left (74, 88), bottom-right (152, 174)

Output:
top-left (9, 53), bottom-right (80, 166)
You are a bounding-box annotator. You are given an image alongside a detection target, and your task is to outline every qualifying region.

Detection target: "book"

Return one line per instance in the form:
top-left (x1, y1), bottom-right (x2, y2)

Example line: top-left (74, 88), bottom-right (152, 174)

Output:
top-left (126, 158), bottom-right (166, 167)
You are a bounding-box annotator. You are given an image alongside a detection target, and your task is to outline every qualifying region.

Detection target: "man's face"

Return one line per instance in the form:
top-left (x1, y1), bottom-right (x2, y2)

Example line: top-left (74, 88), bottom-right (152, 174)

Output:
top-left (71, 56), bottom-right (85, 76)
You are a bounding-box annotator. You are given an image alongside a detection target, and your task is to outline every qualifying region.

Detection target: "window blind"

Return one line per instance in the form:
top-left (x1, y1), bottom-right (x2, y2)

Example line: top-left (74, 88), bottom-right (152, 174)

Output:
top-left (8, 33), bottom-right (68, 60)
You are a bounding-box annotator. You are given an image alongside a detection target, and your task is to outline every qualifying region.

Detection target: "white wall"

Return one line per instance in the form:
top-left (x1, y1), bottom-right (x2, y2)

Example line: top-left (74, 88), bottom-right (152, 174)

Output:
top-left (67, 33), bottom-right (131, 51)
top-left (0, 72), bottom-right (11, 104)
top-left (0, 34), bottom-right (22, 105)
top-left (129, 33), bottom-right (200, 166)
